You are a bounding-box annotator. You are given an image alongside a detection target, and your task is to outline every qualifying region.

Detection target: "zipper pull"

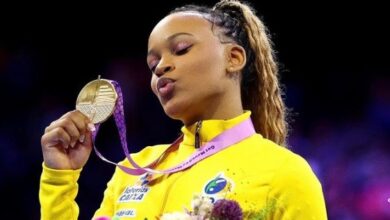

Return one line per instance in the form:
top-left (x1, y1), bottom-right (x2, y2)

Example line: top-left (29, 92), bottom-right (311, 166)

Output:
top-left (195, 121), bottom-right (202, 149)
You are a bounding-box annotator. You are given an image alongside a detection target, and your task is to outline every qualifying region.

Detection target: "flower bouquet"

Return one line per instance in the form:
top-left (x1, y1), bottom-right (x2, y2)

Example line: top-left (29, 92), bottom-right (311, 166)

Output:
top-left (160, 194), bottom-right (243, 220)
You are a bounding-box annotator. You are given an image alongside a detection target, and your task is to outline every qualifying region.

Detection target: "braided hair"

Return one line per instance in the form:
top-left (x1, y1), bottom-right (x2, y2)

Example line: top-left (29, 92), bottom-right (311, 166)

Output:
top-left (171, 0), bottom-right (288, 146)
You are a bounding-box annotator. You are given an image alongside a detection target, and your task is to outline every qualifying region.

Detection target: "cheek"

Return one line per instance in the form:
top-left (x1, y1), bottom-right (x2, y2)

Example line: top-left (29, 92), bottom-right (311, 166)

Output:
top-left (196, 53), bottom-right (226, 80)
top-left (199, 44), bottom-right (225, 73)
top-left (150, 75), bottom-right (158, 95)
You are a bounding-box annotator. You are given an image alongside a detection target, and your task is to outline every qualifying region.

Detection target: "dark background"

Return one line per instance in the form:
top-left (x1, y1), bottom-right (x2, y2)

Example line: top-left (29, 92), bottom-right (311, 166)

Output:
top-left (0, 1), bottom-right (389, 219)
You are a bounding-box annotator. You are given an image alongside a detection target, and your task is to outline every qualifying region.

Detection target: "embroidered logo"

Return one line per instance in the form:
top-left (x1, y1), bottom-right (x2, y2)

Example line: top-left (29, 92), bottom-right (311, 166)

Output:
top-left (136, 173), bottom-right (152, 186)
top-left (203, 173), bottom-right (234, 203)
top-left (118, 174), bottom-right (150, 203)
top-left (114, 209), bottom-right (136, 218)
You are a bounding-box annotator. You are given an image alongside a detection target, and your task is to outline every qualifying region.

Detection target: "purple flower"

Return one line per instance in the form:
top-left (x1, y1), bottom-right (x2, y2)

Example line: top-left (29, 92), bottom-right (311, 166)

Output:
top-left (94, 217), bottom-right (111, 220)
top-left (211, 199), bottom-right (243, 220)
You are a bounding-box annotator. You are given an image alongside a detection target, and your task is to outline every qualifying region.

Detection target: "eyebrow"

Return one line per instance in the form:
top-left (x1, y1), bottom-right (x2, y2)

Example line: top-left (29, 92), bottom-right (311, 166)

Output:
top-left (167, 32), bottom-right (193, 41)
top-left (147, 32), bottom-right (194, 56)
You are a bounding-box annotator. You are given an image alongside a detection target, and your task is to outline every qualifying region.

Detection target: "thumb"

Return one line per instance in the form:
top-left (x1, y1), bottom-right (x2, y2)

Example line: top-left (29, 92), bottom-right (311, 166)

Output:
top-left (81, 130), bottom-right (94, 151)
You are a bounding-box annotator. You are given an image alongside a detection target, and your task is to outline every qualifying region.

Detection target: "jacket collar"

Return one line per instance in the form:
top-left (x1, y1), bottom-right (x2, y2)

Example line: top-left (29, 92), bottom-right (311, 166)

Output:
top-left (180, 111), bottom-right (252, 147)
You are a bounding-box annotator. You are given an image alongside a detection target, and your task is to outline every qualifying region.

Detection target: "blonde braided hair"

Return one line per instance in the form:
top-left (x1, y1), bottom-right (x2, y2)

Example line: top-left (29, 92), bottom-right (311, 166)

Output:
top-left (172, 0), bottom-right (288, 145)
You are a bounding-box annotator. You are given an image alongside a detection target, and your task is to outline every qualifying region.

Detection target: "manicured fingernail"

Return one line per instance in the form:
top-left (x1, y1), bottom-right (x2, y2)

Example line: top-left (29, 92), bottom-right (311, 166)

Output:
top-left (88, 123), bottom-right (96, 132)
top-left (79, 134), bottom-right (85, 143)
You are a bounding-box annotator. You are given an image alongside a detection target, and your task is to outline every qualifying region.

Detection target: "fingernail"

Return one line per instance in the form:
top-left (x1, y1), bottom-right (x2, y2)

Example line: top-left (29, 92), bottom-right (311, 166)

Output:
top-left (88, 123), bottom-right (96, 132)
top-left (70, 142), bottom-right (76, 148)
top-left (79, 134), bottom-right (85, 143)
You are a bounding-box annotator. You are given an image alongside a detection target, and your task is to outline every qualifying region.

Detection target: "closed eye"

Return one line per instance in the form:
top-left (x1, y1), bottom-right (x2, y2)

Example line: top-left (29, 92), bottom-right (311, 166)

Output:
top-left (175, 46), bottom-right (192, 55)
top-left (173, 42), bottom-right (193, 56)
top-left (147, 58), bottom-right (159, 73)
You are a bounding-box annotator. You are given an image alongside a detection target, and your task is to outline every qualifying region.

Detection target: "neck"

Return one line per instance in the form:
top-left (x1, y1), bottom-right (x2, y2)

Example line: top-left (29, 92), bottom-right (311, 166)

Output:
top-left (182, 90), bottom-right (244, 126)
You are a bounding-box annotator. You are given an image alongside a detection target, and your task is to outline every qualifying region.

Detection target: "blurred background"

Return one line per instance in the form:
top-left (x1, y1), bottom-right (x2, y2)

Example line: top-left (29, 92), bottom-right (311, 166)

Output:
top-left (0, 1), bottom-right (389, 219)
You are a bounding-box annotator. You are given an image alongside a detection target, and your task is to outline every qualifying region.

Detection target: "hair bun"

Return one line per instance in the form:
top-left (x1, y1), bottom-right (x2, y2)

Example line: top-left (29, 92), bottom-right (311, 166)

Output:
top-left (213, 0), bottom-right (245, 21)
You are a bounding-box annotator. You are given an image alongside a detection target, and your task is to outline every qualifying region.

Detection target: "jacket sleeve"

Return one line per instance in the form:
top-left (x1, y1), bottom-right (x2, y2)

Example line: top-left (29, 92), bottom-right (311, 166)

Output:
top-left (92, 168), bottom-right (118, 219)
top-left (267, 155), bottom-right (328, 220)
top-left (39, 163), bottom-right (82, 220)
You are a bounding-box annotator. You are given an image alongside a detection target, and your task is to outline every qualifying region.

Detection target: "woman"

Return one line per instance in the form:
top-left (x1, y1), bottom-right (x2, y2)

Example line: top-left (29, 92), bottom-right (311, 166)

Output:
top-left (40, 0), bottom-right (327, 219)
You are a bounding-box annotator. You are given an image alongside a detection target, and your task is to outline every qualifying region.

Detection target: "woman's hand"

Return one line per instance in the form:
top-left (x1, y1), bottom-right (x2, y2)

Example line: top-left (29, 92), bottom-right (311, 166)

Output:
top-left (41, 110), bottom-right (94, 170)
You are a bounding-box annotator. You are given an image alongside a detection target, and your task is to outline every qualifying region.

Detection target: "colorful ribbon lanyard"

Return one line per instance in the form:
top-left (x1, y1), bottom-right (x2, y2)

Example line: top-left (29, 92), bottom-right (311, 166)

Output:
top-left (92, 80), bottom-right (256, 176)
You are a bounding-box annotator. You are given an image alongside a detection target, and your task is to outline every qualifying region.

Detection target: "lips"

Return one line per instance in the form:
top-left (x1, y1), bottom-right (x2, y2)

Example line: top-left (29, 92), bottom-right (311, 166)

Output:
top-left (156, 77), bottom-right (175, 98)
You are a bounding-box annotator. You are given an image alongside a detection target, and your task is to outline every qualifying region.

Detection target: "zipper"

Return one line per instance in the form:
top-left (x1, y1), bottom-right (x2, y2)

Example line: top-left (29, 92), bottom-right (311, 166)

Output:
top-left (159, 121), bottom-right (202, 214)
top-left (195, 121), bottom-right (202, 149)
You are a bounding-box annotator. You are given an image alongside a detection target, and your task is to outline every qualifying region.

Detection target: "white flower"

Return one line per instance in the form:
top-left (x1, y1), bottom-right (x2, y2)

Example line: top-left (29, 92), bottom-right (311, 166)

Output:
top-left (160, 212), bottom-right (192, 220)
top-left (191, 194), bottom-right (213, 218)
top-left (160, 194), bottom-right (216, 220)
top-left (198, 198), bottom-right (213, 217)
top-left (191, 194), bottom-right (202, 211)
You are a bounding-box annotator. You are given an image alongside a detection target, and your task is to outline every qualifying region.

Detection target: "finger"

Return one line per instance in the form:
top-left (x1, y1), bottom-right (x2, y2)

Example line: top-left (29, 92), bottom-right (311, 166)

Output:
top-left (57, 118), bottom-right (81, 147)
top-left (85, 130), bottom-right (93, 144)
top-left (79, 131), bottom-right (93, 149)
top-left (78, 122), bottom-right (96, 142)
top-left (44, 111), bottom-right (76, 132)
top-left (45, 110), bottom-right (90, 135)
top-left (44, 118), bottom-right (80, 147)
top-left (44, 120), bottom-right (58, 133)
top-left (68, 110), bottom-right (92, 135)
top-left (41, 127), bottom-right (72, 149)
top-left (79, 134), bottom-right (86, 143)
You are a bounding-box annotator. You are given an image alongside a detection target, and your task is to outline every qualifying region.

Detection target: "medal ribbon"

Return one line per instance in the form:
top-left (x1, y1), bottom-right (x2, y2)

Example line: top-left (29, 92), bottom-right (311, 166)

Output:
top-left (91, 80), bottom-right (256, 176)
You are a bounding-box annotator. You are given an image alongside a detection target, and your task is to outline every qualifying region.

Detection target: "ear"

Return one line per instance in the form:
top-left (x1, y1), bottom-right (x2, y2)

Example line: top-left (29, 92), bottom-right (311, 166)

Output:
top-left (225, 44), bottom-right (246, 73)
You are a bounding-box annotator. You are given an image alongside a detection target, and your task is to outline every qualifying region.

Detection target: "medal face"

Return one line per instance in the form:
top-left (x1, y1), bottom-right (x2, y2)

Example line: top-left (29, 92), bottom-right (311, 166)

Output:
top-left (76, 78), bottom-right (118, 124)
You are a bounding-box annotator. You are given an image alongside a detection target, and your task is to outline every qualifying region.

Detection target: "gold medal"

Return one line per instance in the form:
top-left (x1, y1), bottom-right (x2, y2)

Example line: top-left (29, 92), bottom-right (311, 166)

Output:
top-left (76, 76), bottom-right (118, 124)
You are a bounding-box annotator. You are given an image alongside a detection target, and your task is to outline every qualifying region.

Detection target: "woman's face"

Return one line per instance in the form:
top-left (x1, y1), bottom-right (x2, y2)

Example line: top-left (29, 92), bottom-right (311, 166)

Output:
top-left (147, 12), bottom-right (232, 125)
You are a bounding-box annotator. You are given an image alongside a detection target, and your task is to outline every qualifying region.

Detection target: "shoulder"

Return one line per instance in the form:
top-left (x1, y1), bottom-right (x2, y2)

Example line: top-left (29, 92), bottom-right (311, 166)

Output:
top-left (256, 136), bottom-right (322, 190)
top-left (271, 146), bottom-right (321, 189)
top-left (265, 141), bottom-right (327, 218)
top-left (241, 134), bottom-right (304, 170)
top-left (245, 135), bottom-right (323, 196)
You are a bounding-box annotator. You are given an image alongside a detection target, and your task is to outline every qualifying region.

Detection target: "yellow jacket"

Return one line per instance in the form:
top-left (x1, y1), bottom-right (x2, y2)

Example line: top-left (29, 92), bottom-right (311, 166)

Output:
top-left (40, 111), bottom-right (327, 219)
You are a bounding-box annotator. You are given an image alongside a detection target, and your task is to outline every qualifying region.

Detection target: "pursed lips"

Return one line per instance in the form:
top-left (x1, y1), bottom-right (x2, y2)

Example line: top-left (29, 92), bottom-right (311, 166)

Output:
top-left (156, 77), bottom-right (176, 99)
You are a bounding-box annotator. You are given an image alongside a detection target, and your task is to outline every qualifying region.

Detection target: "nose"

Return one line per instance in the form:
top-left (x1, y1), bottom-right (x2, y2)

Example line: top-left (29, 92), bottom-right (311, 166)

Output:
top-left (155, 59), bottom-right (175, 77)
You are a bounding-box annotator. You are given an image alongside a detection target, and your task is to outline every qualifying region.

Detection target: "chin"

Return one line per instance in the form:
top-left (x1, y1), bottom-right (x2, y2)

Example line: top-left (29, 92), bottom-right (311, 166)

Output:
top-left (161, 99), bottom-right (190, 122)
top-left (161, 99), bottom-right (179, 116)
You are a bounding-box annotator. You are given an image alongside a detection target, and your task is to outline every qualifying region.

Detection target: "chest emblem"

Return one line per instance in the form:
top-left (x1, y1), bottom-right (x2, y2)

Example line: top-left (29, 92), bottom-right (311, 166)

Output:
top-left (203, 173), bottom-right (234, 203)
top-left (118, 173), bottom-right (151, 203)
